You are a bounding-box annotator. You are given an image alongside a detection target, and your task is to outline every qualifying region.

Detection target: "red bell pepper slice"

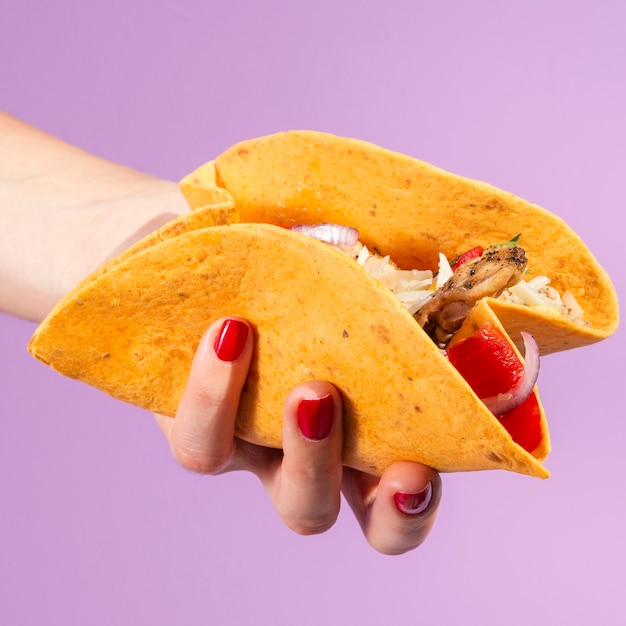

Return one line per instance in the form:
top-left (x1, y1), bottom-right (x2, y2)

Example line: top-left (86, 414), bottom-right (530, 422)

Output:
top-left (450, 245), bottom-right (484, 271)
top-left (446, 322), bottom-right (542, 453)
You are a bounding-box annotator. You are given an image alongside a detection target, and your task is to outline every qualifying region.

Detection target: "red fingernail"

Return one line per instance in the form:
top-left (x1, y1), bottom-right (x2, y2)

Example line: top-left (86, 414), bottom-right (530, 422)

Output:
top-left (297, 394), bottom-right (334, 440)
top-left (394, 482), bottom-right (433, 515)
top-left (214, 319), bottom-right (249, 362)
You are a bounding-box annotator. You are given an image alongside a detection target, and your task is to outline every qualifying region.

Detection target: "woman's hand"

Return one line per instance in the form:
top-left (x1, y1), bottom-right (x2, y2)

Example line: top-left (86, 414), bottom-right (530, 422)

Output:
top-left (1, 113), bottom-right (438, 554)
top-left (155, 317), bottom-right (442, 555)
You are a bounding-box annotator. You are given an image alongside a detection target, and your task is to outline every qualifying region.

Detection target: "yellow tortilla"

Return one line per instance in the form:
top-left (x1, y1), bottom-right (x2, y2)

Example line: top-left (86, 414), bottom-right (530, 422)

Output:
top-left (182, 130), bottom-right (618, 355)
top-left (29, 222), bottom-right (550, 478)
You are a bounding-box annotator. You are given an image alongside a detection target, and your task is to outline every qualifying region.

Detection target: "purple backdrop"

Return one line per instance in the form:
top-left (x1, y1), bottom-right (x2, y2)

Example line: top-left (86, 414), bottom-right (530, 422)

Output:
top-left (1, 2), bottom-right (624, 624)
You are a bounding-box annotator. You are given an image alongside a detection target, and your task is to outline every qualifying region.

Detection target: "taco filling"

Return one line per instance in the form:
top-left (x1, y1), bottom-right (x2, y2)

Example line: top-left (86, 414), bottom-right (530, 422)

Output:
top-left (288, 223), bottom-right (587, 348)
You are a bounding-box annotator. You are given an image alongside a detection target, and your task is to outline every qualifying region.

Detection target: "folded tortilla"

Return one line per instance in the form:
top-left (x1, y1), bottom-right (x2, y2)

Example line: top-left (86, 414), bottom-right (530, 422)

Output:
top-left (182, 131), bottom-right (618, 355)
top-left (28, 220), bottom-right (549, 478)
top-left (28, 131), bottom-right (618, 479)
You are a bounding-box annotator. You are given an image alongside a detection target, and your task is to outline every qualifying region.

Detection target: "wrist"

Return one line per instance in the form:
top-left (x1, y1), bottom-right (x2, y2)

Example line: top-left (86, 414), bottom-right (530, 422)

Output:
top-left (96, 179), bottom-right (189, 265)
top-left (2, 178), bottom-right (189, 323)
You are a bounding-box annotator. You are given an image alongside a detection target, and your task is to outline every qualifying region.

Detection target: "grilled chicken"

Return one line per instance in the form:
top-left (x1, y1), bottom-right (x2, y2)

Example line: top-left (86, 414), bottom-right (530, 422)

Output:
top-left (416, 246), bottom-right (528, 346)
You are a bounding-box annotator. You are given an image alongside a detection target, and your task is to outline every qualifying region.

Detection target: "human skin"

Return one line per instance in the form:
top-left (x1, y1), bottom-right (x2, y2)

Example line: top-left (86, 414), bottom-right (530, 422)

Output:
top-left (0, 111), bottom-right (441, 554)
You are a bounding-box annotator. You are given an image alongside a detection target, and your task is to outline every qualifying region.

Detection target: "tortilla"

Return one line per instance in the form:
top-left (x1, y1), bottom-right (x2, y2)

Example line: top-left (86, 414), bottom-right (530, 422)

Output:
top-left (28, 221), bottom-right (550, 478)
top-left (181, 130), bottom-right (618, 355)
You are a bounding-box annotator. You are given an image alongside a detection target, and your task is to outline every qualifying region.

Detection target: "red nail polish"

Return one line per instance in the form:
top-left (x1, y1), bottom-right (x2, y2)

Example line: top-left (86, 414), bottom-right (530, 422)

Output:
top-left (394, 482), bottom-right (433, 515)
top-left (297, 394), bottom-right (334, 440)
top-left (214, 319), bottom-right (249, 362)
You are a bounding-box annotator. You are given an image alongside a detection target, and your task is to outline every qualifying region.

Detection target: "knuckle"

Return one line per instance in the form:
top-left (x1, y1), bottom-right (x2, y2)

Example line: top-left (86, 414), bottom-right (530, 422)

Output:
top-left (188, 385), bottom-right (231, 414)
top-left (172, 440), bottom-right (232, 475)
top-left (291, 460), bottom-right (338, 486)
top-left (276, 458), bottom-right (342, 535)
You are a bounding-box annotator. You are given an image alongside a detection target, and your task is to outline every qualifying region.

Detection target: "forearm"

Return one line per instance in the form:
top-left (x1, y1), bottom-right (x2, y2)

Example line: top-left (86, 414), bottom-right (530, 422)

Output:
top-left (0, 112), bottom-right (188, 322)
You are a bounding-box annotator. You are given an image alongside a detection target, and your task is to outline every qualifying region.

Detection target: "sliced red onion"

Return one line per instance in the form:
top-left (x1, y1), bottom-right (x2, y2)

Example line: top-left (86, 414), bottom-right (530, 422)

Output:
top-left (481, 332), bottom-right (540, 416)
top-left (290, 223), bottom-right (359, 250)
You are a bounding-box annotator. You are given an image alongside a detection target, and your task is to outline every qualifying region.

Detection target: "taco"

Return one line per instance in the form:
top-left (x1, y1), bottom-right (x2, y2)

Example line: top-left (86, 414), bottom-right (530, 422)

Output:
top-left (27, 132), bottom-right (618, 479)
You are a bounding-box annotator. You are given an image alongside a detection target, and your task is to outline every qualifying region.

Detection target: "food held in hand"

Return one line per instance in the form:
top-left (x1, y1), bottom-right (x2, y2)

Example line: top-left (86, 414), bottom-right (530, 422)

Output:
top-left (28, 131), bottom-right (619, 479)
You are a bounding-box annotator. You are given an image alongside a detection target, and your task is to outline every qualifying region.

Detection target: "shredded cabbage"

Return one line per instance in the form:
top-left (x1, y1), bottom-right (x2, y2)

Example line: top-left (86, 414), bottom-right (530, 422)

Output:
top-left (320, 231), bottom-right (587, 325)
top-left (350, 244), bottom-right (587, 325)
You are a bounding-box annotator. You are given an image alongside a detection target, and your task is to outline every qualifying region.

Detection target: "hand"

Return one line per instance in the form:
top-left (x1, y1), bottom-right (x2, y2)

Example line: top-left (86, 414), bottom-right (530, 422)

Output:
top-left (155, 317), bottom-right (442, 555)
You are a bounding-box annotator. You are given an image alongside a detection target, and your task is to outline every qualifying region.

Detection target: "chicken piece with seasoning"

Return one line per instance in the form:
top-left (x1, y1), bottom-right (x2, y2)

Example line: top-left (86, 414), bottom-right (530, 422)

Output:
top-left (416, 246), bottom-right (528, 347)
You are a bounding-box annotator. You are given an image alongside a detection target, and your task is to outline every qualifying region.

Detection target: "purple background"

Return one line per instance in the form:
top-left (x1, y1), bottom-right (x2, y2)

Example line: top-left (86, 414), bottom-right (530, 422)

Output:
top-left (1, 2), bottom-right (624, 624)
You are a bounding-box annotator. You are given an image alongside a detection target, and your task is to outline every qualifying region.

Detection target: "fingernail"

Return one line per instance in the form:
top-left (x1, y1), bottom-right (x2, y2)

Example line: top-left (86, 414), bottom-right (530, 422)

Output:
top-left (297, 394), bottom-right (334, 440)
top-left (214, 319), bottom-right (249, 362)
top-left (394, 482), bottom-right (433, 516)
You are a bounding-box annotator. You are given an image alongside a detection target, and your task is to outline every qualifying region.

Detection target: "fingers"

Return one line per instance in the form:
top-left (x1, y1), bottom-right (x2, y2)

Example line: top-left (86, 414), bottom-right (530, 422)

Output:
top-left (155, 317), bottom-right (253, 474)
top-left (342, 462), bottom-right (442, 555)
top-left (154, 317), bottom-right (441, 553)
top-left (259, 381), bottom-right (344, 536)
